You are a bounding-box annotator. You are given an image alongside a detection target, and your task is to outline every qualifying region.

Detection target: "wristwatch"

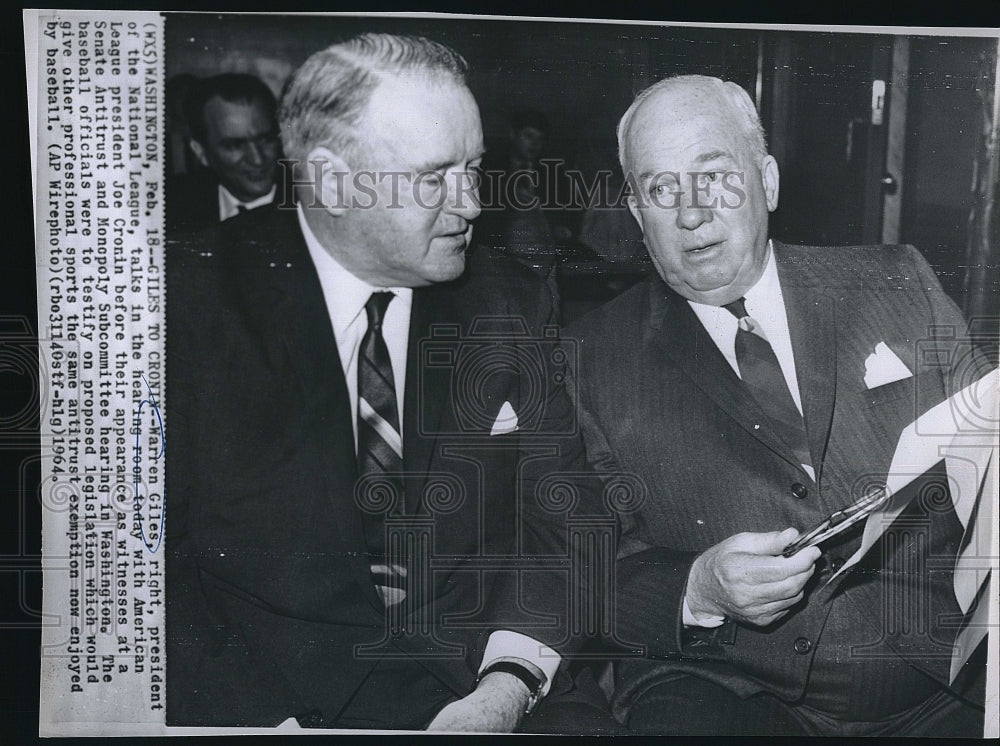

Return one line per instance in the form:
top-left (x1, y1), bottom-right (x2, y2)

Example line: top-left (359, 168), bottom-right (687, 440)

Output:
top-left (476, 660), bottom-right (546, 715)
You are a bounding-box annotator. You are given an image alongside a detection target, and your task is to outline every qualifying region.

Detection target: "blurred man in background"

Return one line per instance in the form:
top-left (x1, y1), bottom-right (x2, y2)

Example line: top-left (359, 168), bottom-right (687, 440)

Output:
top-left (166, 72), bottom-right (281, 233)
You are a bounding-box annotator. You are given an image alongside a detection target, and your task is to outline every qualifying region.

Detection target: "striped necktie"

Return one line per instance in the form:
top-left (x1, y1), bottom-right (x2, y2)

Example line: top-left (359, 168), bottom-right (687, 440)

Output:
top-left (357, 292), bottom-right (406, 605)
top-left (724, 297), bottom-right (812, 472)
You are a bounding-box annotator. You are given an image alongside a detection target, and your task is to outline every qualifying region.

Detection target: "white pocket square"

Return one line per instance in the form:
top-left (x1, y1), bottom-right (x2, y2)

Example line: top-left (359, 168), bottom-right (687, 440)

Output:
top-left (490, 401), bottom-right (519, 435)
top-left (863, 342), bottom-right (912, 389)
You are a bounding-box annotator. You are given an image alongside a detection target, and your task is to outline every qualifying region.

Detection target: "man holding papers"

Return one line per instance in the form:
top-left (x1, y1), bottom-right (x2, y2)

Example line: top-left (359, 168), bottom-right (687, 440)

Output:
top-left (568, 74), bottom-right (993, 735)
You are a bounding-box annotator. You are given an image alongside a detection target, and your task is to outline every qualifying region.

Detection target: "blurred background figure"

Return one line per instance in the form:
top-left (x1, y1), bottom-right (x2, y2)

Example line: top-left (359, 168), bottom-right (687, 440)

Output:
top-left (577, 165), bottom-right (647, 264)
top-left (478, 109), bottom-right (589, 269)
top-left (166, 72), bottom-right (282, 233)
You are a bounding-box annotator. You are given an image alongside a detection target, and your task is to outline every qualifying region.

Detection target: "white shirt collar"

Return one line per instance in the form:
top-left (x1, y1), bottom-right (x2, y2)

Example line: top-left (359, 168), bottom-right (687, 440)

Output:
top-left (742, 240), bottom-right (784, 326)
top-left (295, 204), bottom-right (412, 340)
top-left (688, 240), bottom-right (779, 327)
top-left (218, 184), bottom-right (277, 222)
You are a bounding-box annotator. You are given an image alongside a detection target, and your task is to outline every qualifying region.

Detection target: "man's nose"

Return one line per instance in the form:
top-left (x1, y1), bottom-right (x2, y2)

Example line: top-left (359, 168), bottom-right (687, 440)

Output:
top-left (675, 201), bottom-right (713, 230)
top-left (445, 170), bottom-right (482, 221)
top-left (243, 141), bottom-right (265, 166)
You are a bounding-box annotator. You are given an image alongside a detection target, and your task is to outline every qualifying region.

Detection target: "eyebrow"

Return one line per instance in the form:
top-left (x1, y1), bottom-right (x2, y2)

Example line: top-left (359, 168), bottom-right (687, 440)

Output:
top-left (639, 169), bottom-right (677, 180)
top-left (694, 149), bottom-right (735, 164)
top-left (415, 150), bottom-right (486, 173)
top-left (637, 149), bottom-right (738, 179)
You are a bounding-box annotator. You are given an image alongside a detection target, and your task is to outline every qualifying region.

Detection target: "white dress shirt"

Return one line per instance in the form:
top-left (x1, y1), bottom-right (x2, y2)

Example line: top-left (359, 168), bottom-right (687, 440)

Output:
top-left (219, 184), bottom-right (277, 222)
top-left (688, 242), bottom-right (804, 417)
top-left (682, 241), bottom-right (812, 628)
top-left (298, 206), bottom-right (411, 449)
top-left (297, 205), bottom-right (560, 694)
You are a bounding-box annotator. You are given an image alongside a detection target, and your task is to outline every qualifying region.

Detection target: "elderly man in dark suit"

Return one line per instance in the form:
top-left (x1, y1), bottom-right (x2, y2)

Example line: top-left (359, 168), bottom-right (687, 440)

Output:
top-left (568, 74), bottom-right (989, 736)
top-left (165, 34), bottom-right (607, 732)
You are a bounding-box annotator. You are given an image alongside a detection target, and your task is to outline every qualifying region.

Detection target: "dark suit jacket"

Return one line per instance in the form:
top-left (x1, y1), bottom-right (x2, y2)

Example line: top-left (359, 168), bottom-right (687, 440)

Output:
top-left (165, 206), bottom-right (598, 727)
top-left (568, 241), bottom-right (990, 721)
top-left (165, 170), bottom-right (280, 235)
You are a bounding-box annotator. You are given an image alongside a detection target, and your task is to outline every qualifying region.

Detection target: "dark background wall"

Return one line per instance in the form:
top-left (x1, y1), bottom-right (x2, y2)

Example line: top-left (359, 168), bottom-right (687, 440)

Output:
top-left (165, 17), bottom-right (760, 178)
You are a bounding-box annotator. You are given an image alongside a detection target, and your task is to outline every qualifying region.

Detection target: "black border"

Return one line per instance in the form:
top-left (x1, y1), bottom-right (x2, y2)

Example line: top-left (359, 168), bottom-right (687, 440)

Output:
top-left (4, 5), bottom-right (994, 745)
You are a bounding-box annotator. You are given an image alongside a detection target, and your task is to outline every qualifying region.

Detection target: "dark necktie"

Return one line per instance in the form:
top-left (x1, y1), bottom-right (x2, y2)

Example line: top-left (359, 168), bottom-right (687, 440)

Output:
top-left (723, 298), bottom-right (812, 471)
top-left (357, 292), bottom-right (406, 604)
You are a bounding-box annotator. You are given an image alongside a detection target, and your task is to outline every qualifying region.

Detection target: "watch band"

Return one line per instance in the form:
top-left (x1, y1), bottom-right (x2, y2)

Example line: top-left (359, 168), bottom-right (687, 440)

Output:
top-left (476, 660), bottom-right (545, 715)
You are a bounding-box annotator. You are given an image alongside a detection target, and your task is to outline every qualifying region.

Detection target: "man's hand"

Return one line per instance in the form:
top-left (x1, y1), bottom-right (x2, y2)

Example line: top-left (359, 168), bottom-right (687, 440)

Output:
top-left (686, 528), bottom-right (821, 627)
top-left (425, 671), bottom-right (529, 732)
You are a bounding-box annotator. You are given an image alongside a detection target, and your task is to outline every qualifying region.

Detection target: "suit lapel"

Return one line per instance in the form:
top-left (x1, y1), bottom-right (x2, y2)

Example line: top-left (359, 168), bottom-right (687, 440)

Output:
top-left (773, 242), bottom-right (838, 482)
top-left (648, 280), bottom-right (806, 472)
top-left (234, 214), bottom-right (384, 611)
top-left (402, 282), bottom-right (459, 515)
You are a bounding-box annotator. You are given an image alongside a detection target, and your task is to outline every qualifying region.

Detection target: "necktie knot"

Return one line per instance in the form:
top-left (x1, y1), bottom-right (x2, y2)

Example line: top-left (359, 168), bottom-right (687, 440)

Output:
top-left (723, 297), bottom-right (749, 319)
top-left (365, 292), bottom-right (394, 333)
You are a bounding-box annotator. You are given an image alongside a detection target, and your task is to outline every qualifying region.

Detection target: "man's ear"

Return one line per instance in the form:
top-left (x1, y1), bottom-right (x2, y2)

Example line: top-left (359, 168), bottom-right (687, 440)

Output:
top-left (761, 155), bottom-right (779, 212)
top-left (626, 194), bottom-right (644, 232)
top-left (189, 138), bottom-right (210, 169)
top-left (305, 147), bottom-right (351, 216)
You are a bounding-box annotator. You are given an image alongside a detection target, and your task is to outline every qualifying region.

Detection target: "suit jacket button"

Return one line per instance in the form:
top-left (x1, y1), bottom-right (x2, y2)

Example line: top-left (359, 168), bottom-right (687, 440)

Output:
top-left (829, 557), bottom-right (844, 572)
top-left (790, 483), bottom-right (808, 499)
top-left (793, 637), bottom-right (812, 654)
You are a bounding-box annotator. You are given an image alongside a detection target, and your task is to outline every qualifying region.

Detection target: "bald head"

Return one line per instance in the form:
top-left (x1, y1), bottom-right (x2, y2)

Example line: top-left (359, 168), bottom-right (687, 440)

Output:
top-left (617, 75), bottom-right (768, 176)
top-left (615, 74), bottom-right (779, 306)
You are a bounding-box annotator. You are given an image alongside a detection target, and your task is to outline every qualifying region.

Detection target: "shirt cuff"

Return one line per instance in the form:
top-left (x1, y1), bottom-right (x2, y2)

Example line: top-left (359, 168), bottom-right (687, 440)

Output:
top-left (479, 630), bottom-right (561, 696)
top-left (682, 596), bottom-right (725, 628)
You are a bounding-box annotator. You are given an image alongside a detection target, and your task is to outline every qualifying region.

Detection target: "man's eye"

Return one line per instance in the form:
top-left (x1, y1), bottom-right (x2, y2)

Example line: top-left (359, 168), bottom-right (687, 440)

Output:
top-left (650, 183), bottom-right (679, 196)
top-left (416, 171), bottom-right (446, 189)
top-left (701, 171), bottom-right (723, 184)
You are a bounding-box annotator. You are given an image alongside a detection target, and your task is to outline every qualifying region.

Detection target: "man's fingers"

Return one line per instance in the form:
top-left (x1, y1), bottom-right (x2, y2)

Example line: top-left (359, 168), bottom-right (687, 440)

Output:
top-left (782, 545), bottom-right (821, 572)
top-left (727, 527), bottom-right (800, 556)
top-left (722, 563), bottom-right (815, 611)
top-left (693, 531), bottom-right (821, 622)
top-left (732, 588), bottom-right (808, 624)
top-left (756, 590), bottom-right (805, 616)
top-left (761, 567), bottom-right (815, 601)
top-left (745, 592), bottom-right (805, 626)
top-left (724, 546), bottom-right (820, 584)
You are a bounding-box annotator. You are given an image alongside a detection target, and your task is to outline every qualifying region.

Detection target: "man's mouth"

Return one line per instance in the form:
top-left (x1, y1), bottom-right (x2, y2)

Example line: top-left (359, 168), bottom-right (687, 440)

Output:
top-left (684, 240), bottom-right (722, 254)
top-left (437, 228), bottom-right (470, 249)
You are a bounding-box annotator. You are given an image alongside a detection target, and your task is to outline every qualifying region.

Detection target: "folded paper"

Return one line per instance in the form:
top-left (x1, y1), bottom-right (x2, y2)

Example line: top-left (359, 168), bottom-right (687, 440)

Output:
top-left (824, 368), bottom-right (998, 684)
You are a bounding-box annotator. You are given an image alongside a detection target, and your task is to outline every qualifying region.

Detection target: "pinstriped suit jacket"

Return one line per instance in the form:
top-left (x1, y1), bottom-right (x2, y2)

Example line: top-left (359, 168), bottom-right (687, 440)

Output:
top-left (568, 241), bottom-right (990, 720)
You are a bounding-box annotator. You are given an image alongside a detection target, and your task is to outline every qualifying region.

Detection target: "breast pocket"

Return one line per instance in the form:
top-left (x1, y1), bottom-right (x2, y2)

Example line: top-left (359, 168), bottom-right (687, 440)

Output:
top-left (860, 375), bottom-right (915, 408)
top-left (850, 376), bottom-right (920, 464)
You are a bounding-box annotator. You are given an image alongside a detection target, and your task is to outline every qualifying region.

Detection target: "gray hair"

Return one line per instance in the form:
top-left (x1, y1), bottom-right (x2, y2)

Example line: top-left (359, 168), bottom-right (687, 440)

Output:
top-left (278, 33), bottom-right (469, 167)
top-left (616, 75), bottom-right (768, 172)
